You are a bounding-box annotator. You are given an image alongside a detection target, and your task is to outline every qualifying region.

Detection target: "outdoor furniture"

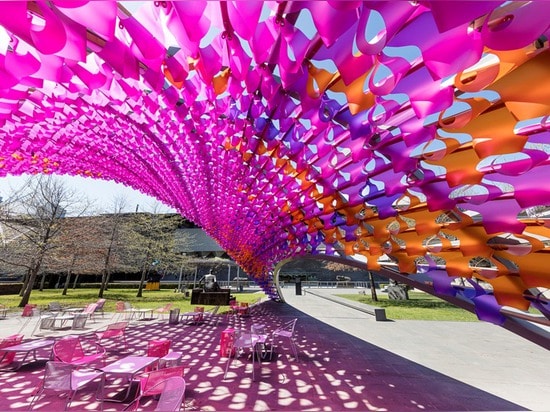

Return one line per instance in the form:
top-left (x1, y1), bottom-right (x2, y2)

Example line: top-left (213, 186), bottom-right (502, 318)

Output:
top-left (219, 328), bottom-right (235, 357)
top-left (48, 301), bottom-right (64, 313)
top-left (223, 328), bottom-right (268, 381)
top-left (95, 299), bottom-right (106, 318)
top-left (100, 355), bottom-right (159, 403)
top-left (154, 303), bottom-right (173, 320)
top-left (0, 338), bottom-right (55, 371)
top-left (29, 361), bottom-right (105, 411)
top-left (135, 365), bottom-right (185, 396)
top-left (71, 313), bottom-right (90, 330)
top-left (180, 307), bottom-right (204, 325)
top-left (53, 335), bottom-right (106, 367)
top-left (147, 339), bottom-right (183, 369)
top-left (269, 318), bottom-right (298, 360)
top-left (125, 376), bottom-right (186, 412)
top-left (0, 304), bottom-right (8, 318)
top-left (80, 303), bottom-right (98, 323)
top-left (0, 334), bottom-right (24, 368)
top-left (22, 304), bottom-right (37, 317)
top-left (202, 306), bottom-right (221, 325)
top-left (95, 321), bottom-right (129, 349)
top-left (133, 308), bottom-right (155, 320)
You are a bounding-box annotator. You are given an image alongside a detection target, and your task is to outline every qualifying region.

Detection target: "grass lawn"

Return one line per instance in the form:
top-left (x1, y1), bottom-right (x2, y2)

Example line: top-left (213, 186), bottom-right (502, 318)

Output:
top-left (337, 291), bottom-right (479, 321)
top-left (0, 288), bottom-right (266, 315)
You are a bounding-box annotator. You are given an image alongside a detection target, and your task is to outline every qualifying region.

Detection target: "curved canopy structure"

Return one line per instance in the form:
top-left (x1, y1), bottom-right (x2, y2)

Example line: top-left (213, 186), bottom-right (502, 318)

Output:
top-left (1, 1), bottom-right (550, 344)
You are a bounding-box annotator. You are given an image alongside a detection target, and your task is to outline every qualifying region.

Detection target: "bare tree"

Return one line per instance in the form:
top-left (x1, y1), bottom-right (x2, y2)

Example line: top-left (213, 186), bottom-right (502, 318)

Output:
top-left (0, 175), bottom-right (90, 307)
top-left (125, 203), bottom-right (191, 298)
top-left (98, 195), bottom-right (128, 298)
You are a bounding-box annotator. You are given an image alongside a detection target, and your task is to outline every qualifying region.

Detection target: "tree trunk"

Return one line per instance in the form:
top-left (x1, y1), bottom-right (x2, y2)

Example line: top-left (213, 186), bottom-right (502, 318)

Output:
top-left (63, 255), bottom-right (76, 296)
top-left (39, 271), bottom-right (47, 291)
top-left (98, 269), bottom-right (108, 298)
top-left (62, 270), bottom-right (71, 296)
top-left (136, 264), bottom-right (149, 298)
top-left (105, 271), bottom-right (112, 291)
top-left (72, 273), bottom-right (80, 289)
top-left (18, 266), bottom-right (40, 307)
top-left (19, 270), bottom-right (30, 297)
top-left (369, 271), bottom-right (378, 301)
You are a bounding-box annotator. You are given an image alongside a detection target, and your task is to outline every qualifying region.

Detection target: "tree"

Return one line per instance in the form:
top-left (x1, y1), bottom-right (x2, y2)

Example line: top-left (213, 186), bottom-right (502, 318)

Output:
top-left (98, 195), bottom-right (128, 298)
top-left (126, 204), bottom-right (192, 298)
top-left (0, 175), bottom-right (90, 307)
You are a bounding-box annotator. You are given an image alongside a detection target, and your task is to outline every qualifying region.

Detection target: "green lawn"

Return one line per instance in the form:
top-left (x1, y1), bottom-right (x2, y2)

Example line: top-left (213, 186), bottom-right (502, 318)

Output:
top-left (337, 291), bottom-right (479, 321)
top-left (0, 288), bottom-right (265, 315)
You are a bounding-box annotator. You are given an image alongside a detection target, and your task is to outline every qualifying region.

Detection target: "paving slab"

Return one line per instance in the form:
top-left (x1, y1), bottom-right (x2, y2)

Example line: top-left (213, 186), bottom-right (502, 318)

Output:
top-left (282, 287), bottom-right (549, 411)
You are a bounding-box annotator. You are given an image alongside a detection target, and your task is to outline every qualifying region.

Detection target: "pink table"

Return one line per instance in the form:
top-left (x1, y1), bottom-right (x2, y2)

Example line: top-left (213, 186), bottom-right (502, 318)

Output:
top-left (101, 355), bottom-right (159, 402)
top-left (0, 339), bottom-right (55, 371)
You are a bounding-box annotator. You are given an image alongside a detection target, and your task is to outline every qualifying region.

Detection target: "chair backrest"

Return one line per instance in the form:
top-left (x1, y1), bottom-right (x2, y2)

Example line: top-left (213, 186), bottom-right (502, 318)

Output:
top-left (139, 366), bottom-right (185, 396)
top-left (41, 361), bottom-right (74, 391)
top-left (277, 318), bottom-right (297, 335)
top-left (158, 303), bottom-right (172, 312)
top-left (48, 302), bottom-right (63, 312)
top-left (22, 304), bottom-right (36, 317)
top-left (115, 301), bottom-right (125, 312)
top-left (95, 299), bottom-right (106, 310)
top-left (0, 334), bottom-right (24, 365)
top-left (81, 303), bottom-right (98, 315)
top-left (53, 336), bottom-right (84, 363)
top-left (153, 376), bottom-right (186, 412)
top-left (102, 321), bottom-right (128, 338)
top-left (147, 339), bottom-right (171, 358)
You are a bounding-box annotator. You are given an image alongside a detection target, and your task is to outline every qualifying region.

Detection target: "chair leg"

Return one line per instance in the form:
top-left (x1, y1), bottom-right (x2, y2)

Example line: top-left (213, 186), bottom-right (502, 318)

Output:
top-left (223, 351), bottom-right (234, 379)
top-left (289, 338), bottom-right (298, 360)
top-left (28, 389), bottom-right (44, 410)
top-left (65, 390), bottom-right (77, 411)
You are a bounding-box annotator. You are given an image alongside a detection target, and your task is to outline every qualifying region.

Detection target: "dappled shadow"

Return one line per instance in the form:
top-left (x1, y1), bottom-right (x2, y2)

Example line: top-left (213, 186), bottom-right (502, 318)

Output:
top-left (0, 301), bottom-right (527, 411)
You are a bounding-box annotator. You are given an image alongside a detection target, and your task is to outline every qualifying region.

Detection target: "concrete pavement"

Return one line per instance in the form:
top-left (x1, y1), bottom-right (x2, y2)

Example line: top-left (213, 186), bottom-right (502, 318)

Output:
top-left (281, 287), bottom-right (549, 411)
top-left (0, 289), bottom-right (548, 411)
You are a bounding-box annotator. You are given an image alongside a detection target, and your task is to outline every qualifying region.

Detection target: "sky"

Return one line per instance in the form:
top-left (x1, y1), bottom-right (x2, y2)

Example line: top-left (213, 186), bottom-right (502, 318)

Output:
top-left (0, 174), bottom-right (176, 215)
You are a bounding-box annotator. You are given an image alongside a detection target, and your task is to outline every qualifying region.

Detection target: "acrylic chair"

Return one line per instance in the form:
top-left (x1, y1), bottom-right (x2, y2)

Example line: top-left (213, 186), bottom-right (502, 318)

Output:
top-left (94, 299), bottom-right (106, 318)
top-left (95, 321), bottom-right (129, 349)
top-left (124, 376), bottom-right (185, 412)
top-left (0, 334), bottom-right (24, 368)
top-left (135, 365), bottom-right (185, 396)
top-left (269, 318), bottom-right (298, 360)
top-left (223, 329), bottom-right (266, 381)
top-left (148, 339), bottom-right (183, 369)
top-left (29, 361), bottom-right (105, 411)
top-left (154, 303), bottom-right (173, 320)
top-left (202, 306), bottom-right (220, 325)
top-left (80, 303), bottom-right (98, 323)
top-left (53, 335), bottom-right (106, 366)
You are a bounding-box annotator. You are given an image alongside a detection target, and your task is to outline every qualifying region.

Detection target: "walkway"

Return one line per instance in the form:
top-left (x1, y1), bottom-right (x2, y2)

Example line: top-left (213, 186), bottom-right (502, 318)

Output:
top-left (282, 287), bottom-right (549, 411)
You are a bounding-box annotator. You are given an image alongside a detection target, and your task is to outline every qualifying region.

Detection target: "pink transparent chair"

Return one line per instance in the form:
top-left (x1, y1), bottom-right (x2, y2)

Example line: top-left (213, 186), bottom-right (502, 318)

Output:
top-left (0, 334), bottom-right (24, 367)
top-left (80, 303), bottom-right (98, 323)
top-left (125, 375), bottom-right (186, 411)
top-left (269, 318), bottom-right (298, 360)
top-left (95, 321), bottom-right (129, 349)
top-left (53, 335), bottom-right (106, 366)
top-left (154, 303), bottom-right (173, 320)
top-left (94, 299), bottom-right (106, 318)
top-left (223, 329), bottom-right (267, 381)
top-left (147, 339), bottom-right (171, 358)
top-left (29, 361), bottom-right (105, 411)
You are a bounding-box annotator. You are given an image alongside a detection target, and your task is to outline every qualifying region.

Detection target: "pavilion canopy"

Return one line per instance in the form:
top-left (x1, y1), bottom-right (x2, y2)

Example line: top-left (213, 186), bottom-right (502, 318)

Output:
top-left (0, 1), bottom-right (550, 336)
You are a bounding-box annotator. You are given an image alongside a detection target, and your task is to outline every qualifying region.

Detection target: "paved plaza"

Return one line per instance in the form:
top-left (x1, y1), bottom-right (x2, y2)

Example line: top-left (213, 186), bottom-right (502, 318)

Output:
top-left (0, 289), bottom-right (548, 411)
